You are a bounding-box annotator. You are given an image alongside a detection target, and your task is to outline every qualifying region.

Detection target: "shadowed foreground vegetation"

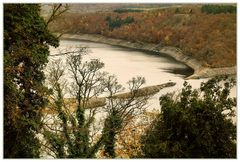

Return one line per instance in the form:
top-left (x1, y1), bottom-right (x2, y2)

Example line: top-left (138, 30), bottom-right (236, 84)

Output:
top-left (141, 76), bottom-right (236, 158)
top-left (4, 4), bottom-right (236, 158)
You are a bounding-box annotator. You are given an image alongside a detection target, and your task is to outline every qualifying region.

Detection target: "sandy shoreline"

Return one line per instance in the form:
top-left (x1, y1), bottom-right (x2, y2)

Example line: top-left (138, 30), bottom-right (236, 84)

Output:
top-left (60, 33), bottom-right (236, 79)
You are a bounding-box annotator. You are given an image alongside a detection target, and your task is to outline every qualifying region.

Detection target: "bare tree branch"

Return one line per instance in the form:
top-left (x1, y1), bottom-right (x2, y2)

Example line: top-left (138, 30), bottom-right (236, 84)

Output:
top-left (45, 4), bottom-right (69, 26)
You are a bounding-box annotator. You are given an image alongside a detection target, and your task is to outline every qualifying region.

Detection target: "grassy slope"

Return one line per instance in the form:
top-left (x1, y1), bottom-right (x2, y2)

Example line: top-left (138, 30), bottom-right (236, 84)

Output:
top-left (50, 5), bottom-right (236, 68)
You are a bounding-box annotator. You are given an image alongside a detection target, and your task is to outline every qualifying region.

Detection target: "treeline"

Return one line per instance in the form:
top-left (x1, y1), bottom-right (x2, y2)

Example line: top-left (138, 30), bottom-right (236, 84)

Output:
top-left (50, 5), bottom-right (236, 68)
top-left (106, 15), bottom-right (134, 30)
top-left (201, 4), bottom-right (236, 14)
top-left (114, 8), bottom-right (144, 13)
top-left (4, 4), bottom-right (236, 159)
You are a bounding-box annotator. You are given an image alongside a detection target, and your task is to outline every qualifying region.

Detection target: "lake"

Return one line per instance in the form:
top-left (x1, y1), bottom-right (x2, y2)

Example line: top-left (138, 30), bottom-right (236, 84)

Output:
top-left (48, 39), bottom-right (236, 119)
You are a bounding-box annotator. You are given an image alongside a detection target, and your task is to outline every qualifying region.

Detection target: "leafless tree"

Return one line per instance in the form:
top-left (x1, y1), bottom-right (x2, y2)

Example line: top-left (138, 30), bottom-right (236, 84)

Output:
top-left (40, 48), bottom-right (153, 158)
top-left (100, 75), bottom-right (151, 158)
top-left (45, 4), bottom-right (69, 26)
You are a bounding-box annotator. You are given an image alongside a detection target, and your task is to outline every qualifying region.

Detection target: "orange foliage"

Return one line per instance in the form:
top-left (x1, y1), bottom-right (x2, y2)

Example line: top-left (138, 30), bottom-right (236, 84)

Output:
top-left (96, 110), bottom-right (159, 158)
top-left (50, 5), bottom-right (236, 68)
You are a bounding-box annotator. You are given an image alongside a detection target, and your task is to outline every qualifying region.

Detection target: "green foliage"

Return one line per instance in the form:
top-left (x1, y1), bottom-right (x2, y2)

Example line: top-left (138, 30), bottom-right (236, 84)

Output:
top-left (106, 16), bottom-right (134, 30)
top-left (175, 8), bottom-right (180, 14)
top-left (102, 113), bottom-right (123, 158)
top-left (43, 130), bottom-right (66, 158)
top-left (43, 57), bottom-right (106, 158)
top-left (124, 16), bottom-right (134, 24)
top-left (114, 8), bottom-right (143, 13)
top-left (4, 4), bottom-right (59, 158)
top-left (43, 57), bottom-right (149, 158)
top-left (141, 76), bottom-right (236, 158)
top-left (201, 4), bottom-right (236, 14)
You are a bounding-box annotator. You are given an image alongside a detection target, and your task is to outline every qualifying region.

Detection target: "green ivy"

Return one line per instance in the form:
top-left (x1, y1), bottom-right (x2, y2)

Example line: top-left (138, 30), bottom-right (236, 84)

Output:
top-left (141, 76), bottom-right (236, 158)
top-left (4, 4), bottom-right (59, 158)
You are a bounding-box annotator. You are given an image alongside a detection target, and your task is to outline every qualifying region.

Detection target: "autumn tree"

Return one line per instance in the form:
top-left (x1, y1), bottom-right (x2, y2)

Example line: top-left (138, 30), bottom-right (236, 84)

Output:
top-left (53, 5), bottom-right (236, 68)
top-left (141, 76), bottom-right (236, 158)
top-left (106, 110), bottom-right (159, 158)
top-left (100, 75), bottom-right (149, 158)
top-left (41, 50), bottom-right (151, 158)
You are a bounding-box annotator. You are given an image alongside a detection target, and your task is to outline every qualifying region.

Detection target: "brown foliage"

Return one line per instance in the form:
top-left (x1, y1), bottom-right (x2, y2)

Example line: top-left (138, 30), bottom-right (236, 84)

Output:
top-left (50, 5), bottom-right (236, 68)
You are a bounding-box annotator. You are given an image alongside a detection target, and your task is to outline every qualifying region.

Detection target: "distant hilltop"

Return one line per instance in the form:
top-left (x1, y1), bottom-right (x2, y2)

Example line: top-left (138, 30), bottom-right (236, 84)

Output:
top-left (41, 3), bottom-right (180, 14)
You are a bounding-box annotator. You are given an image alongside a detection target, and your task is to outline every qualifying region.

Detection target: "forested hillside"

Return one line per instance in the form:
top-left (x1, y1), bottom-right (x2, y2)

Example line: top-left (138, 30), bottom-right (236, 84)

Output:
top-left (49, 4), bottom-right (236, 68)
top-left (4, 4), bottom-right (236, 158)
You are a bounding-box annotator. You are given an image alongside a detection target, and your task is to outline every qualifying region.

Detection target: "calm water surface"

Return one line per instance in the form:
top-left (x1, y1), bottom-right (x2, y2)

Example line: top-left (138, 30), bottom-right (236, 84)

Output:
top-left (42, 39), bottom-right (236, 158)
top-left (49, 39), bottom-right (236, 116)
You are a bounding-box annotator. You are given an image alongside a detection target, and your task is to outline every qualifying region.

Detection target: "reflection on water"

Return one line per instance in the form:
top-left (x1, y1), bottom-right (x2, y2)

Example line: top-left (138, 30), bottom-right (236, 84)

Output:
top-left (161, 67), bottom-right (194, 76)
top-left (51, 39), bottom-right (193, 85)
top-left (43, 39), bottom-right (237, 159)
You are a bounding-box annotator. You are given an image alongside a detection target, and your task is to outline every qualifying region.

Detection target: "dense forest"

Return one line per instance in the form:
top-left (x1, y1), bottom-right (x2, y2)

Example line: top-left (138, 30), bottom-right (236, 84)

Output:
top-left (49, 4), bottom-right (236, 68)
top-left (4, 4), bottom-right (236, 158)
